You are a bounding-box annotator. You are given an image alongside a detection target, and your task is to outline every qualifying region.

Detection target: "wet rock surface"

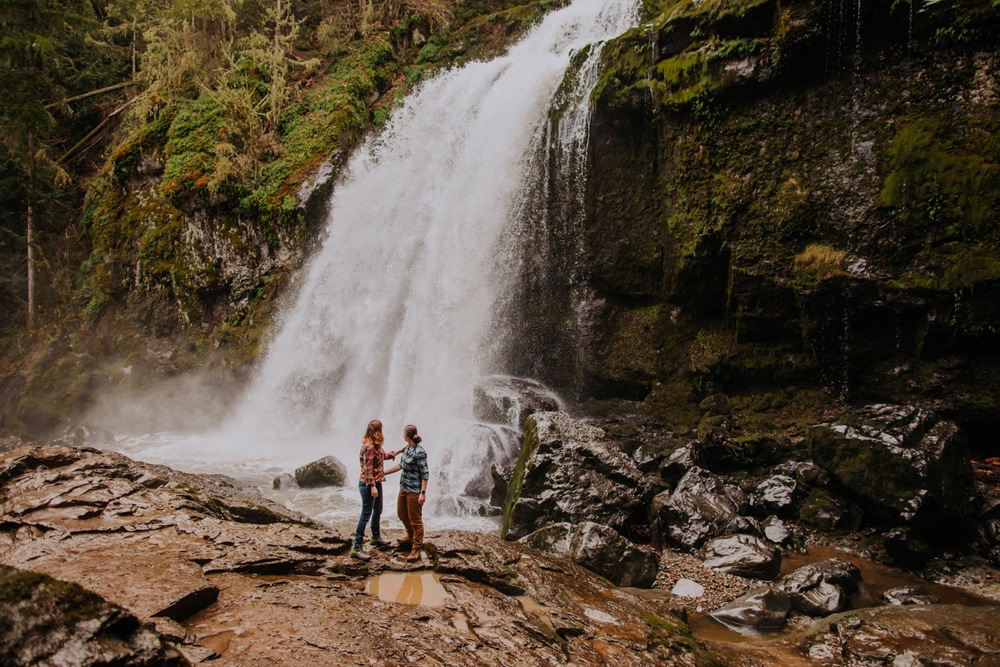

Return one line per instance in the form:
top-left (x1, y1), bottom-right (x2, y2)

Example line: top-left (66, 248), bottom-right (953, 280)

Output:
top-left (777, 559), bottom-right (865, 617)
top-left (502, 412), bottom-right (654, 540)
top-left (293, 454), bottom-right (348, 488)
top-left (0, 444), bottom-right (718, 666)
top-left (710, 589), bottom-right (792, 630)
top-left (472, 375), bottom-right (563, 429)
top-left (699, 533), bottom-right (781, 580)
top-left (808, 404), bottom-right (980, 525)
top-left (0, 564), bottom-right (189, 667)
top-left (653, 466), bottom-right (754, 550)
top-left (519, 520), bottom-right (659, 587)
top-left (710, 604), bottom-right (1000, 667)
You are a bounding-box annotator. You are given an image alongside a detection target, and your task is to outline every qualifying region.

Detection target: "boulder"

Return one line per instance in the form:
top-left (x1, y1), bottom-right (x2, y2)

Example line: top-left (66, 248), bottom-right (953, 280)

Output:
top-left (777, 559), bottom-right (864, 617)
top-left (659, 444), bottom-right (699, 488)
top-left (761, 516), bottom-right (791, 546)
top-left (807, 404), bottom-right (980, 526)
top-left (709, 589), bottom-right (792, 630)
top-left (750, 474), bottom-right (798, 517)
top-left (671, 579), bottom-right (705, 598)
top-left (698, 534), bottom-right (781, 580)
top-left (693, 429), bottom-right (789, 472)
top-left (294, 455), bottom-right (348, 488)
top-left (652, 467), bottom-right (753, 550)
top-left (882, 527), bottom-right (932, 568)
top-left (698, 393), bottom-right (732, 416)
top-left (272, 473), bottom-right (297, 490)
top-left (774, 459), bottom-right (828, 487)
top-left (0, 564), bottom-right (188, 667)
top-left (472, 376), bottom-right (562, 428)
top-left (520, 521), bottom-right (659, 588)
top-left (798, 488), bottom-right (861, 532)
top-left (881, 586), bottom-right (937, 606)
top-left (502, 412), bottom-right (654, 541)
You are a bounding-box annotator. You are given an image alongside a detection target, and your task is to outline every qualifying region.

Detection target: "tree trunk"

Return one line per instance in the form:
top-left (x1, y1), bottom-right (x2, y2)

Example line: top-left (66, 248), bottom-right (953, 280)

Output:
top-left (26, 190), bottom-right (36, 331)
top-left (26, 134), bottom-right (36, 330)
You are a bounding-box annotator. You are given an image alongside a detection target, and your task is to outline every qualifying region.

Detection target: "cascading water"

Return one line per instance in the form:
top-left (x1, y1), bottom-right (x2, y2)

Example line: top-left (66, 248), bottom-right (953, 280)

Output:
top-left (110, 0), bottom-right (639, 529)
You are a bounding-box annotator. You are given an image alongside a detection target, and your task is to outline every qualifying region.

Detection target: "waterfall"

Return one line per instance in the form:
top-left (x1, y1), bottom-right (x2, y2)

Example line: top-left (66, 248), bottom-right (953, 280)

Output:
top-left (110, 0), bottom-right (638, 526)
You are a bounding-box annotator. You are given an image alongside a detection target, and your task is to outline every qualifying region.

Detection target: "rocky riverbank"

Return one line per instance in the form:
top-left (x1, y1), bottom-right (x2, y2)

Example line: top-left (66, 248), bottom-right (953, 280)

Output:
top-left (0, 444), bottom-right (719, 666)
top-left (3, 437), bottom-right (999, 665)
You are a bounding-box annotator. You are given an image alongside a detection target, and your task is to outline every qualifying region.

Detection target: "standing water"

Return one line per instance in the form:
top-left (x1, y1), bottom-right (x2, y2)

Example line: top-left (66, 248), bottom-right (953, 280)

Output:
top-left (109, 0), bottom-right (639, 530)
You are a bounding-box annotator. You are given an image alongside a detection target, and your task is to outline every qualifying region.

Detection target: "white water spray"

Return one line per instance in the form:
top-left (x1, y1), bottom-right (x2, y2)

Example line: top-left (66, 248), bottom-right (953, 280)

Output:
top-left (111, 0), bottom-right (639, 527)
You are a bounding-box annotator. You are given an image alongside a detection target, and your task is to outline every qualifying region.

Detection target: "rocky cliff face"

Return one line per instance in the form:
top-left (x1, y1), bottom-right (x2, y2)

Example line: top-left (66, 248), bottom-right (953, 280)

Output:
top-left (572, 0), bottom-right (1000, 446)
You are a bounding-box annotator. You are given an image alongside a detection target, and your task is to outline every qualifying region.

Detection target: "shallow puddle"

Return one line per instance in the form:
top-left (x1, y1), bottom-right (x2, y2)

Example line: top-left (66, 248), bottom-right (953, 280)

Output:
top-left (516, 595), bottom-right (544, 613)
top-left (365, 571), bottom-right (450, 607)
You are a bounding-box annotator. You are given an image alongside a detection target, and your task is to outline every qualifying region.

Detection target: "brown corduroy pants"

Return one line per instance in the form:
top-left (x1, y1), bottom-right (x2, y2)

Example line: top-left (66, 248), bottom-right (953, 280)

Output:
top-left (397, 491), bottom-right (424, 550)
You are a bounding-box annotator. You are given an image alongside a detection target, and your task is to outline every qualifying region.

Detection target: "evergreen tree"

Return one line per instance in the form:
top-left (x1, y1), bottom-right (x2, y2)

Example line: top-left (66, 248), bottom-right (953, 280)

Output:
top-left (0, 0), bottom-right (123, 329)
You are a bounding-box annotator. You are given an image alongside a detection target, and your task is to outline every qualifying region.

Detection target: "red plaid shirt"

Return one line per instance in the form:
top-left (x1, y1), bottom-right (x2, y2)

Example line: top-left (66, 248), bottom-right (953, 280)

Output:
top-left (358, 442), bottom-right (386, 486)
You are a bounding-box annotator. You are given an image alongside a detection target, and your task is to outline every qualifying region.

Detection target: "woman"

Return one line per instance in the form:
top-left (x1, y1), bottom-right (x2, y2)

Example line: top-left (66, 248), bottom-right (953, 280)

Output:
top-left (351, 419), bottom-right (392, 561)
top-left (386, 424), bottom-right (429, 562)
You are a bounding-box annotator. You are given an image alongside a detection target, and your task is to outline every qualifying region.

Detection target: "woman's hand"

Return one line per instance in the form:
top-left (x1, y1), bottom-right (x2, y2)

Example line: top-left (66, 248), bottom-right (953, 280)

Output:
top-left (371, 486), bottom-right (379, 498)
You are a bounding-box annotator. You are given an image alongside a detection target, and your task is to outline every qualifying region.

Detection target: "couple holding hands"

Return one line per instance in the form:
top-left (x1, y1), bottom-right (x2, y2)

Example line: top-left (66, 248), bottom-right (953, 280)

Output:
top-left (351, 419), bottom-right (429, 562)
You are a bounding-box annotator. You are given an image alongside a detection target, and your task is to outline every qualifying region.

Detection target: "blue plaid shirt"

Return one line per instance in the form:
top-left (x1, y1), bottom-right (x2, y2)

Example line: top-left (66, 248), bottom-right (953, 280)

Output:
top-left (399, 443), bottom-right (429, 493)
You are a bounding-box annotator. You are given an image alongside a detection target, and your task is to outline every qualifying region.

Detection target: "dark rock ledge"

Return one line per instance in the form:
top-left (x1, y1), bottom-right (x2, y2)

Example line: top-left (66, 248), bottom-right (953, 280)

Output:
top-left (0, 444), bottom-right (718, 666)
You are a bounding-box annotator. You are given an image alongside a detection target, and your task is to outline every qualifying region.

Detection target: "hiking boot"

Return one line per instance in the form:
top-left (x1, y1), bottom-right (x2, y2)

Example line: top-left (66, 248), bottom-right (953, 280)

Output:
top-left (372, 538), bottom-right (392, 551)
top-left (404, 550), bottom-right (421, 562)
top-left (350, 547), bottom-right (371, 561)
top-left (396, 539), bottom-right (413, 551)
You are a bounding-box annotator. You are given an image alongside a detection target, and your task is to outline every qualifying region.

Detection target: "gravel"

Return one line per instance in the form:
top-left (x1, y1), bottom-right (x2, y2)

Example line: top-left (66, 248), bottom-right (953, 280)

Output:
top-left (653, 549), bottom-right (764, 613)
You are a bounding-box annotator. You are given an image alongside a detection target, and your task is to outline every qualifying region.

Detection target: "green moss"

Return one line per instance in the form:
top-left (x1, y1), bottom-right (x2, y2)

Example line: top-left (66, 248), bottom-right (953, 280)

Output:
top-left (879, 118), bottom-right (994, 245)
top-left (603, 305), bottom-right (661, 382)
top-left (642, 378), bottom-right (701, 432)
top-left (807, 423), bottom-right (926, 518)
top-left (417, 36), bottom-right (442, 62)
top-left (688, 328), bottom-right (734, 373)
top-left (501, 417), bottom-right (540, 538)
top-left (793, 243), bottom-right (847, 283)
top-left (596, 0), bottom-right (779, 111)
top-left (798, 488), bottom-right (860, 532)
top-left (0, 565), bottom-right (108, 625)
top-left (893, 242), bottom-right (1000, 291)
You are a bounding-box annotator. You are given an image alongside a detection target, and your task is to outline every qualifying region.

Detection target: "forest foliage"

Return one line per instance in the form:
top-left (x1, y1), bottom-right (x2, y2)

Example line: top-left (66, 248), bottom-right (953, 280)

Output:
top-left (0, 0), bottom-right (532, 337)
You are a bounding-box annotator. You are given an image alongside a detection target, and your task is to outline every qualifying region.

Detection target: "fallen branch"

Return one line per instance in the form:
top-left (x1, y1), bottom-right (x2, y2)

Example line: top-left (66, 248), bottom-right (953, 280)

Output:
top-left (45, 81), bottom-right (138, 110)
top-left (57, 95), bottom-right (142, 165)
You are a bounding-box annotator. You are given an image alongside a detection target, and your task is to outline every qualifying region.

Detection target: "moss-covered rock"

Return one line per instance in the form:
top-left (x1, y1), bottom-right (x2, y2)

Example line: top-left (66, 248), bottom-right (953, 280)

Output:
top-left (575, 0), bottom-right (1000, 448)
top-left (0, 565), bottom-right (188, 667)
top-left (807, 403), bottom-right (981, 528)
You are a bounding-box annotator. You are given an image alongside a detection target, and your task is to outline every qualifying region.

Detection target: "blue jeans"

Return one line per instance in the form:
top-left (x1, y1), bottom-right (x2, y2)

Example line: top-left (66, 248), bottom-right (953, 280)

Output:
top-left (354, 481), bottom-right (383, 548)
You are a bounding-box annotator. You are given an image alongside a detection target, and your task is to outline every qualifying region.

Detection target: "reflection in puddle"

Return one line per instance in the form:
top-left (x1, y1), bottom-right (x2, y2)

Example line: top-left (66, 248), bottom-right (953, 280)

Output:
top-left (516, 595), bottom-right (555, 629)
top-left (365, 571), bottom-right (450, 607)
top-left (200, 630), bottom-right (236, 654)
top-left (516, 595), bottom-right (544, 613)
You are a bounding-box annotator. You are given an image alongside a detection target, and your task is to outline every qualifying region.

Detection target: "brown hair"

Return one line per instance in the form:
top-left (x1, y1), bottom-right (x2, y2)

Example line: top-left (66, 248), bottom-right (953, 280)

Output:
top-left (363, 419), bottom-right (384, 447)
top-left (404, 424), bottom-right (422, 445)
